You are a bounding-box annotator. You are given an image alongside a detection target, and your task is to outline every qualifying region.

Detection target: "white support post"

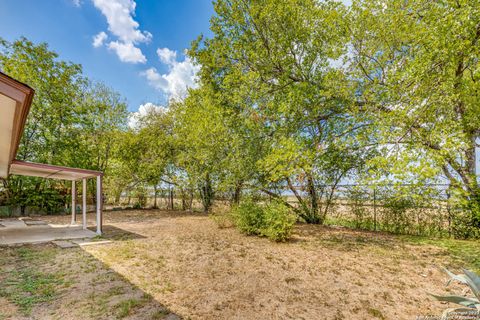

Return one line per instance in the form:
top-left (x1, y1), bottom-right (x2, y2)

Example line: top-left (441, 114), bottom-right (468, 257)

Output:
top-left (82, 178), bottom-right (87, 230)
top-left (71, 180), bottom-right (76, 225)
top-left (96, 175), bottom-right (102, 235)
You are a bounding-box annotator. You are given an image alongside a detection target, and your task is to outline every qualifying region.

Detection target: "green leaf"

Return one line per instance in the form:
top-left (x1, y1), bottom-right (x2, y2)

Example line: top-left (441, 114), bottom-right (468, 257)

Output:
top-left (463, 269), bottom-right (480, 300)
top-left (443, 268), bottom-right (468, 286)
top-left (430, 293), bottom-right (479, 308)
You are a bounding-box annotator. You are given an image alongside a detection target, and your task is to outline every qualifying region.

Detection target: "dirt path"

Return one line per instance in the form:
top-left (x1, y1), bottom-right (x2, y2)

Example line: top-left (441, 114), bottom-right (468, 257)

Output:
top-left (1, 210), bottom-right (474, 319)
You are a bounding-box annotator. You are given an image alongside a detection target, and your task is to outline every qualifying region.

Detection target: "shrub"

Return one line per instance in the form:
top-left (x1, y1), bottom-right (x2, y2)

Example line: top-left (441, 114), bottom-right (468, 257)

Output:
top-left (451, 210), bottom-right (480, 239)
top-left (382, 197), bottom-right (414, 234)
top-left (132, 187), bottom-right (147, 209)
top-left (231, 199), bottom-right (296, 241)
top-left (231, 199), bottom-right (264, 235)
top-left (260, 201), bottom-right (296, 242)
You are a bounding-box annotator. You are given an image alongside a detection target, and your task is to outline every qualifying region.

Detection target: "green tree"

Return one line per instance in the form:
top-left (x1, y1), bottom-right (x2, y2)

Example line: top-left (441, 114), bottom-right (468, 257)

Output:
top-left (105, 130), bottom-right (140, 205)
top-left (0, 37), bottom-right (84, 165)
top-left (349, 0), bottom-right (480, 230)
top-left (190, 0), bottom-right (368, 222)
top-left (136, 106), bottom-right (176, 209)
top-left (77, 81), bottom-right (128, 172)
top-left (172, 88), bottom-right (231, 212)
top-left (0, 37), bottom-right (128, 212)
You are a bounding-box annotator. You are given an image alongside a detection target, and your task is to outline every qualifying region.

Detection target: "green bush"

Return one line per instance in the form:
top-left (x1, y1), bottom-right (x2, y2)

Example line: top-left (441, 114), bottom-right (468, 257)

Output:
top-left (231, 199), bottom-right (264, 235)
top-left (260, 201), bottom-right (296, 242)
top-left (451, 209), bottom-right (480, 239)
top-left (231, 199), bottom-right (296, 241)
top-left (6, 187), bottom-right (64, 215)
top-left (132, 202), bottom-right (143, 209)
top-left (0, 206), bottom-right (12, 218)
top-left (382, 197), bottom-right (414, 234)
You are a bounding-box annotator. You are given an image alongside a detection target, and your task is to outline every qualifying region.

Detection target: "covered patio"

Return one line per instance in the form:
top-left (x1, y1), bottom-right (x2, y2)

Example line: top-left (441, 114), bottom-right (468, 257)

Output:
top-left (0, 71), bottom-right (103, 244)
top-left (0, 217), bottom-right (96, 245)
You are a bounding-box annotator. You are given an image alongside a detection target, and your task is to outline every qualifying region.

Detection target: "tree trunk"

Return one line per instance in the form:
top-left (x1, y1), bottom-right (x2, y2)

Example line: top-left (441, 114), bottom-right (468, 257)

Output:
top-left (232, 181), bottom-right (243, 205)
top-left (261, 188), bottom-right (297, 212)
top-left (287, 177), bottom-right (319, 224)
top-left (181, 188), bottom-right (187, 211)
top-left (153, 185), bottom-right (158, 209)
top-left (306, 174), bottom-right (319, 223)
top-left (115, 192), bottom-right (121, 205)
top-left (189, 189), bottom-right (194, 212)
top-left (200, 173), bottom-right (214, 213)
top-left (169, 187), bottom-right (174, 210)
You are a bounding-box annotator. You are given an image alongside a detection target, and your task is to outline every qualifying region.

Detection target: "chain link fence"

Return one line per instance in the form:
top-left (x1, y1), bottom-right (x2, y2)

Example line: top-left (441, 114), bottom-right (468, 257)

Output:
top-left (1, 182), bottom-right (467, 237)
top-left (102, 183), bottom-right (460, 237)
top-left (316, 184), bottom-right (453, 237)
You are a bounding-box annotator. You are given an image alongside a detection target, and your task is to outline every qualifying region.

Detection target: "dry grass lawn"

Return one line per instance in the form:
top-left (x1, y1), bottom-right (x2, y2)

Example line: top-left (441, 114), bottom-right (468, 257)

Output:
top-left (1, 209), bottom-right (478, 320)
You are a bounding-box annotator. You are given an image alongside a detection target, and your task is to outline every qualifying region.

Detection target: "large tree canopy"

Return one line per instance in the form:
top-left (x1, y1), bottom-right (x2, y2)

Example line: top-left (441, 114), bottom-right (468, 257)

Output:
top-left (120, 0), bottom-right (478, 232)
top-left (0, 37), bottom-right (128, 212)
top-left (349, 0), bottom-right (480, 225)
top-left (187, 0), bottom-right (373, 222)
top-left (0, 1), bottom-right (478, 237)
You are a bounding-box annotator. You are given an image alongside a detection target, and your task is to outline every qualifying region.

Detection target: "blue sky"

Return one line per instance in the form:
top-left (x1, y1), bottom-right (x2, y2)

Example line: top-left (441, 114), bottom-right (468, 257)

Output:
top-left (0, 0), bottom-right (214, 112)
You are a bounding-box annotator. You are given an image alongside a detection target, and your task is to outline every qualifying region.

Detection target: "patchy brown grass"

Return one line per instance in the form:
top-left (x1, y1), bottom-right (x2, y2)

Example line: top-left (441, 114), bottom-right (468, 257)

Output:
top-left (0, 225), bottom-right (178, 319)
top-left (1, 209), bottom-right (477, 319)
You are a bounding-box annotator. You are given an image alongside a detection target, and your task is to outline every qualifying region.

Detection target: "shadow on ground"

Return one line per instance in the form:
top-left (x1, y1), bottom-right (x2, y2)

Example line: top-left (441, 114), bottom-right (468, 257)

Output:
top-left (0, 224), bottom-right (182, 320)
top-left (90, 224), bottom-right (147, 241)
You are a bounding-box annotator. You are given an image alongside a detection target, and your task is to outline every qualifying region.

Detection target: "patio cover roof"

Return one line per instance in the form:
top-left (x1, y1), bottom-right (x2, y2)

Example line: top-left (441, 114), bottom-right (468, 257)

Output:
top-left (0, 72), bottom-right (34, 178)
top-left (10, 160), bottom-right (103, 181)
top-left (0, 71), bottom-right (103, 181)
top-left (0, 71), bottom-right (104, 234)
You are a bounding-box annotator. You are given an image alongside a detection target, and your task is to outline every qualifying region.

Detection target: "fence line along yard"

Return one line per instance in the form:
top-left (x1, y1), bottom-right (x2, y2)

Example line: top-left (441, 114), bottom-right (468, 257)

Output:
top-left (0, 181), bottom-right (459, 238)
top-left (104, 182), bottom-right (459, 238)
top-left (313, 184), bottom-right (453, 237)
top-left (0, 182), bottom-right (459, 238)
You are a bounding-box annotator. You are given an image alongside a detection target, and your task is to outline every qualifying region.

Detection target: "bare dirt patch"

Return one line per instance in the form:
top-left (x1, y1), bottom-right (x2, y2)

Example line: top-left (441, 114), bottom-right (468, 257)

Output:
top-left (2, 209), bottom-right (476, 319)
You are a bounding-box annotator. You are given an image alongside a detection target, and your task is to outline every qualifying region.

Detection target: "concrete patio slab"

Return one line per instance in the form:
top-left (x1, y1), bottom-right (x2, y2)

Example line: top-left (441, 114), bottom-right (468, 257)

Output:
top-left (51, 240), bottom-right (79, 248)
top-left (71, 239), bottom-right (112, 247)
top-left (23, 219), bottom-right (48, 226)
top-left (0, 219), bottom-right (27, 228)
top-left (0, 218), bottom-right (96, 245)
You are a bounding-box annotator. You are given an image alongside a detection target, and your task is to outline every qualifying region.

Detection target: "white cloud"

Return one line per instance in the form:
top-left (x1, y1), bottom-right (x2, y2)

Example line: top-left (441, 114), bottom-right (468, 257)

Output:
top-left (72, 0), bottom-right (81, 7)
top-left (108, 41), bottom-right (146, 63)
top-left (92, 0), bottom-right (151, 43)
top-left (128, 102), bottom-right (167, 128)
top-left (92, 0), bottom-right (151, 64)
top-left (142, 49), bottom-right (200, 100)
top-left (92, 31), bottom-right (108, 48)
top-left (157, 48), bottom-right (177, 65)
